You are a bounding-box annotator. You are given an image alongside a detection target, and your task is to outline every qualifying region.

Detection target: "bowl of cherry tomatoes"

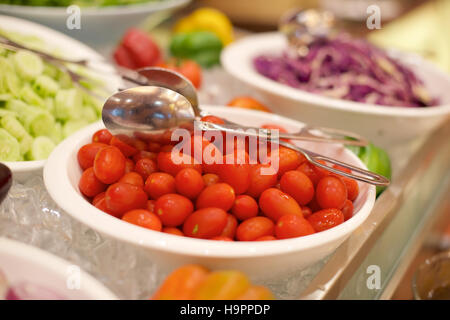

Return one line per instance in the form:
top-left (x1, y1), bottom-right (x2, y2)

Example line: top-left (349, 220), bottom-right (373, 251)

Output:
top-left (44, 106), bottom-right (375, 281)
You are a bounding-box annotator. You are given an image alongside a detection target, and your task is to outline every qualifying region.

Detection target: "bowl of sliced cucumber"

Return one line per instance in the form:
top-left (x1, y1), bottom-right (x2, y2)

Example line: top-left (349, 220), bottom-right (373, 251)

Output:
top-left (0, 15), bottom-right (121, 182)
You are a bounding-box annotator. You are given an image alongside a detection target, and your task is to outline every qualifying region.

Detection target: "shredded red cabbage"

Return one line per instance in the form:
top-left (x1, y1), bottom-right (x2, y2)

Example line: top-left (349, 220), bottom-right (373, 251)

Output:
top-left (254, 34), bottom-right (437, 107)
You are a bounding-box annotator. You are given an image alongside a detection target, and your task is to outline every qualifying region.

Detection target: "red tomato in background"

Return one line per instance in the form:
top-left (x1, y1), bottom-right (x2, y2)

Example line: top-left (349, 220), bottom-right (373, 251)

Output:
top-left (157, 59), bottom-right (202, 89)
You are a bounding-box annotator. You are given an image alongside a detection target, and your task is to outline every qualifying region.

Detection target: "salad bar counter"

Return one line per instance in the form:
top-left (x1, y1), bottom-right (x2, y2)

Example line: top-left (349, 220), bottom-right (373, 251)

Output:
top-left (0, 1), bottom-right (449, 300)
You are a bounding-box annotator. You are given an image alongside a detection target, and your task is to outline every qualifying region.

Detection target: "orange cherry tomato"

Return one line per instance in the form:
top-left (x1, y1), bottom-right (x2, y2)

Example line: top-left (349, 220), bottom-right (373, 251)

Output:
top-left (155, 193), bottom-right (194, 227)
top-left (220, 214), bottom-right (238, 239)
top-left (134, 158), bottom-right (157, 180)
top-left (236, 216), bottom-right (275, 241)
top-left (122, 209), bottom-right (162, 231)
top-left (92, 129), bottom-right (112, 145)
top-left (342, 199), bottom-right (354, 221)
top-left (162, 227), bottom-right (184, 236)
top-left (183, 208), bottom-right (228, 239)
top-left (202, 173), bottom-right (219, 186)
top-left (93, 146), bottom-right (126, 184)
top-left (316, 176), bottom-right (347, 210)
top-left (77, 142), bottom-right (108, 170)
top-left (275, 214), bottom-right (315, 239)
top-left (119, 172), bottom-right (144, 188)
top-left (227, 96), bottom-right (271, 112)
top-left (152, 264), bottom-right (209, 300)
top-left (175, 168), bottom-right (205, 199)
top-left (279, 170), bottom-right (314, 205)
top-left (104, 182), bottom-right (147, 217)
top-left (259, 188), bottom-right (302, 222)
top-left (144, 172), bottom-right (176, 200)
top-left (196, 183), bottom-right (235, 212)
top-left (307, 208), bottom-right (345, 232)
top-left (246, 163), bottom-right (278, 198)
top-left (231, 195), bottom-right (258, 221)
top-left (79, 167), bottom-right (106, 198)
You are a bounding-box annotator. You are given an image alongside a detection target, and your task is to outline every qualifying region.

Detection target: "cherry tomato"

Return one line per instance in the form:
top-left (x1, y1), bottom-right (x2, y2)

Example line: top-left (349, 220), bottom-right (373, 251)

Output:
top-left (231, 195), bottom-right (258, 221)
top-left (307, 208), bottom-right (344, 232)
top-left (133, 151), bottom-right (157, 163)
top-left (339, 176), bottom-right (359, 201)
top-left (255, 235), bottom-right (277, 241)
top-left (157, 151), bottom-right (201, 177)
top-left (236, 216), bottom-right (275, 241)
top-left (227, 96), bottom-right (271, 112)
top-left (162, 227), bottom-right (184, 236)
top-left (79, 167), bottom-right (106, 198)
top-left (125, 159), bottom-right (135, 173)
top-left (246, 164), bottom-right (278, 198)
top-left (134, 158), bottom-right (157, 180)
top-left (94, 197), bottom-right (112, 215)
top-left (297, 162), bottom-right (327, 186)
top-left (161, 59), bottom-right (202, 89)
top-left (131, 139), bottom-right (147, 151)
top-left (92, 129), bottom-right (112, 144)
top-left (271, 146), bottom-right (304, 177)
top-left (217, 162), bottom-right (251, 195)
top-left (183, 208), bottom-right (228, 239)
top-left (147, 199), bottom-right (156, 212)
top-left (175, 168), bottom-right (205, 199)
top-left (92, 192), bottom-right (106, 206)
top-left (104, 182), bottom-right (147, 217)
top-left (144, 172), bottom-right (176, 200)
top-left (200, 115), bottom-right (225, 124)
top-left (275, 214), bottom-right (315, 239)
top-left (301, 206), bottom-right (313, 219)
top-left (122, 209), bottom-right (162, 231)
top-left (202, 173), bottom-right (219, 186)
top-left (93, 146), bottom-right (126, 184)
top-left (210, 236), bottom-right (233, 241)
top-left (196, 183), bottom-right (235, 211)
top-left (155, 194), bottom-right (194, 227)
top-left (148, 142), bottom-right (161, 153)
top-left (119, 172), bottom-right (144, 188)
top-left (220, 214), bottom-right (238, 238)
top-left (342, 199), bottom-right (354, 221)
top-left (316, 176), bottom-right (347, 210)
top-left (120, 28), bottom-right (161, 68)
top-left (77, 142), bottom-right (108, 170)
top-left (259, 188), bottom-right (303, 222)
top-left (110, 135), bottom-right (138, 157)
top-left (279, 170), bottom-right (314, 205)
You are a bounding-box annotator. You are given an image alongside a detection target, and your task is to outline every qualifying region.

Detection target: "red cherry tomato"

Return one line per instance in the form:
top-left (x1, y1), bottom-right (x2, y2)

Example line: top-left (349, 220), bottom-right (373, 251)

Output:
top-left (93, 146), bottom-right (126, 184)
top-left (297, 162), bottom-right (328, 186)
top-left (162, 227), bottom-right (184, 236)
top-left (236, 217), bottom-right (275, 241)
top-left (210, 236), bottom-right (233, 241)
top-left (176, 60), bottom-right (202, 89)
top-left (125, 159), bottom-right (135, 173)
top-left (307, 208), bottom-right (345, 232)
top-left (79, 167), bottom-right (106, 198)
top-left (183, 208), bottom-right (228, 239)
top-left (301, 206), bottom-right (313, 219)
top-left (144, 172), bottom-right (176, 200)
top-left (255, 235), bottom-right (277, 241)
top-left (339, 176), bottom-right (359, 201)
top-left (77, 142), bottom-right (108, 170)
top-left (147, 199), bottom-right (156, 213)
top-left (202, 173), bottom-right (219, 187)
top-left (231, 195), bottom-right (258, 221)
top-left (259, 188), bottom-right (303, 222)
top-left (271, 146), bottom-right (305, 177)
top-left (227, 96), bottom-right (271, 112)
top-left (175, 168), bottom-right (205, 199)
top-left (94, 197), bottom-right (112, 215)
top-left (196, 183), bottom-right (235, 212)
top-left (342, 199), bottom-right (354, 221)
top-left (157, 151), bottom-right (202, 177)
top-left (279, 170), bottom-right (314, 205)
top-left (119, 28), bottom-right (161, 68)
top-left (148, 142), bottom-right (161, 153)
top-left (92, 129), bottom-right (112, 145)
top-left (119, 172), bottom-right (144, 188)
top-left (122, 209), bottom-right (162, 231)
top-left (133, 151), bottom-right (157, 163)
top-left (134, 158), bottom-right (157, 180)
top-left (200, 115), bottom-right (225, 125)
top-left (275, 214), bottom-right (315, 239)
top-left (110, 136), bottom-right (138, 157)
top-left (217, 162), bottom-right (251, 195)
top-left (92, 192), bottom-right (106, 206)
top-left (246, 164), bottom-right (278, 198)
top-left (315, 176), bottom-right (347, 210)
top-left (104, 182), bottom-right (147, 217)
top-left (155, 194), bottom-right (194, 227)
top-left (220, 214), bottom-right (238, 238)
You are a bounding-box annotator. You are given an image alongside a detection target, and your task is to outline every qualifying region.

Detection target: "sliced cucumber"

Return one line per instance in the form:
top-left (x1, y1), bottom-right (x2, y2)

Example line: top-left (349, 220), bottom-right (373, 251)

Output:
top-left (0, 114), bottom-right (29, 141)
top-left (12, 50), bottom-right (43, 80)
top-left (54, 88), bottom-right (83, 121)
top-left (28, 136), bottom-right (55, 160)
top-left (0, 128), bottom-right (21, 161)
top-left (20, 84), bottom-right (45, 108)
top-left (33, 74), bottom-right (60, 97)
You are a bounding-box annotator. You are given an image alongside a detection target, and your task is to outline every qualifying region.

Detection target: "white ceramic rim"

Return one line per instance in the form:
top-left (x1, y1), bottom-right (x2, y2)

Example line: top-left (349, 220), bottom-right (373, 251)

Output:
top-left (0, 14), bottom-right (121, 175)
top-left (44, 106), bottom-right (376, 259)
top-left (0, 237), bottom-right (118, 300)
top-left (0, 0), bottom-right (190, 16)
top-left (221, 32), bottom-right (450, 118)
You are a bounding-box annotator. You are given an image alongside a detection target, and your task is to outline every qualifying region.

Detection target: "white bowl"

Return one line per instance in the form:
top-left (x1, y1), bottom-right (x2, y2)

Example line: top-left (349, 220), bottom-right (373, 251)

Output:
top-left (0, 237), bottom-right (117, 300)
top-left (0, 15), bottom-right (121, 183)
top-left (44, 106), bottom-right (376, 281)
top-left (221, 32), bottom-right (450, 149)
top-left (0, 0), bottom-right (190, 46)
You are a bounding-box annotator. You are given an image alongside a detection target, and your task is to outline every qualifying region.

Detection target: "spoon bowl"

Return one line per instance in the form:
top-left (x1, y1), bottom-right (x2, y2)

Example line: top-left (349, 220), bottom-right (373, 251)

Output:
top-left (0, 163), bottom-right (12, 205)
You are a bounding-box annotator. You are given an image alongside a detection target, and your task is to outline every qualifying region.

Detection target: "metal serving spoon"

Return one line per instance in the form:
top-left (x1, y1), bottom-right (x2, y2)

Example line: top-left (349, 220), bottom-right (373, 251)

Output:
top-left (0, 163), bottom-right (12, 205)
top-left (102, 85), bottom-right (389, 186)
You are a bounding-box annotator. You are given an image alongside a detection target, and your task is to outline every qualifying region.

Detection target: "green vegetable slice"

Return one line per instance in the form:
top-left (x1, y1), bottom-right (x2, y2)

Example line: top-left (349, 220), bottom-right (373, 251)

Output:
top-left (13, 50), bottom-right (44, 80)
top-left (0, 128), bottom-right (21, 161)
top-left (28, 136), bottom-right (56, 160)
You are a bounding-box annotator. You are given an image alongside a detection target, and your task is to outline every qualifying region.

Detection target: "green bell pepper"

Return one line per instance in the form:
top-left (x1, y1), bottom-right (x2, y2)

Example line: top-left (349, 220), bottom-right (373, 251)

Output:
top-left (170, 31), bottom-right (223, 68)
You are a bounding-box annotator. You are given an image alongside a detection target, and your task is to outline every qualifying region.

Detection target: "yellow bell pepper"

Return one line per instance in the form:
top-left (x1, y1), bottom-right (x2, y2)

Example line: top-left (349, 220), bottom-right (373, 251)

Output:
top-left (174, 7), bottom-right (234, 46)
